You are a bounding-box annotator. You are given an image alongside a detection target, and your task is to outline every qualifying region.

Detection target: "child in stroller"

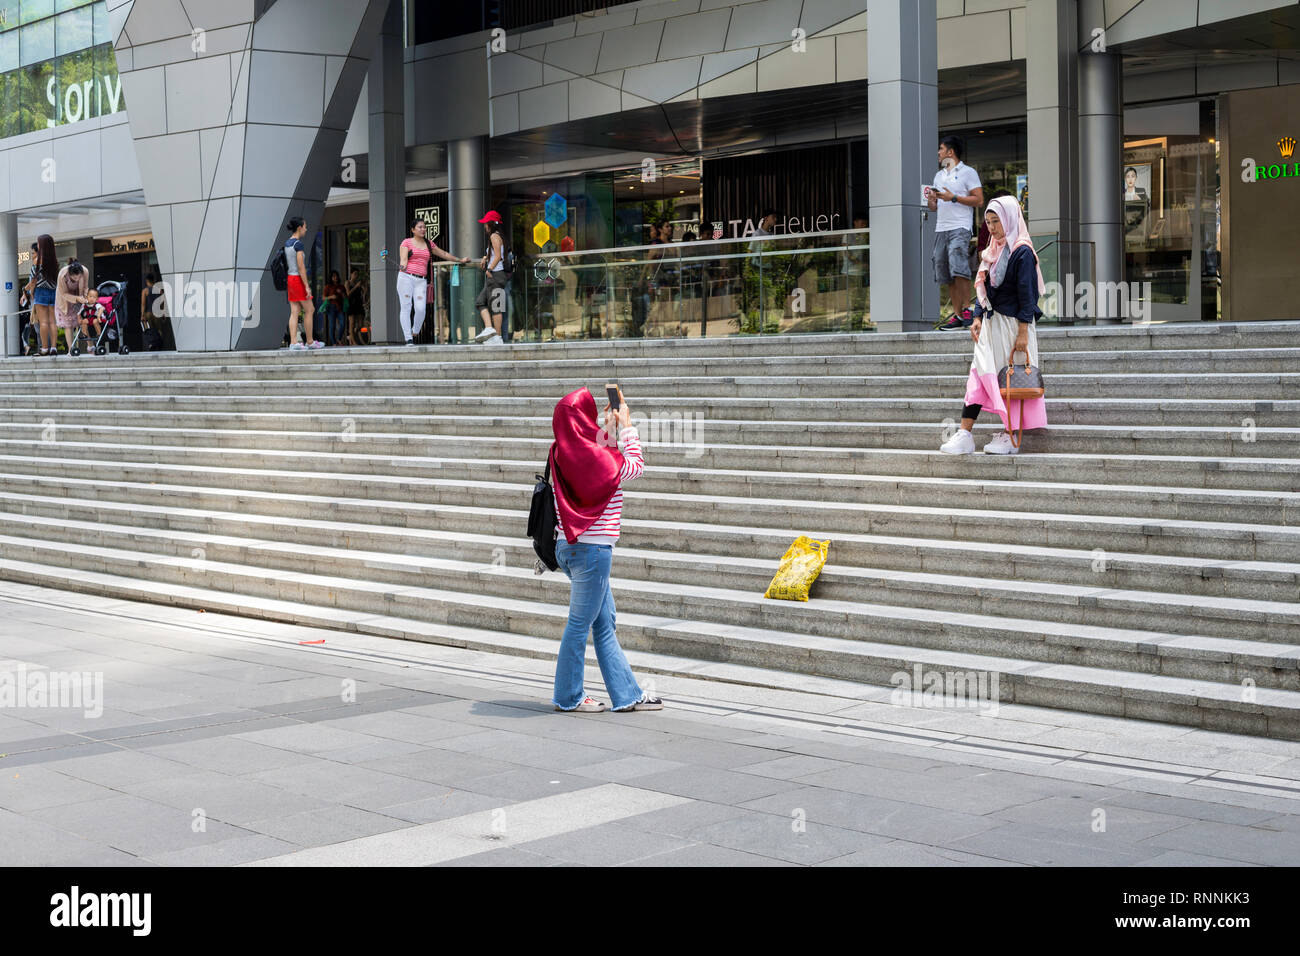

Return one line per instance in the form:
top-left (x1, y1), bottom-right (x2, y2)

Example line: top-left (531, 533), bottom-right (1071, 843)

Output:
top-left (61, 271), bottom-right (128, 356)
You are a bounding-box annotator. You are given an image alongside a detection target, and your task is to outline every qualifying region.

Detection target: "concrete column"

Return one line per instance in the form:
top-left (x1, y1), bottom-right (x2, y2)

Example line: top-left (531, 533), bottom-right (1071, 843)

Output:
top-left (447, 136), bottom-right (489, 342)
top-left (1079, 50), bottom-right (1124, 323)
top-left (0, 214), bottom-right (17, 355)
top-left (74, 237), bottom-right (96, 279)
top-left (1026, 0), bottom-right (1080, 291)
top-left (868, 0), bottom-right (939, 332)
top-left (368, 0), bottom-right (405, 344)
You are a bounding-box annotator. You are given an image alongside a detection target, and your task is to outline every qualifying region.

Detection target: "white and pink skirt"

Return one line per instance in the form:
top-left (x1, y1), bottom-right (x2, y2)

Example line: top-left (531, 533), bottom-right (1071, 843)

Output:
top-left (963, 310), bottom-right (1047, 432)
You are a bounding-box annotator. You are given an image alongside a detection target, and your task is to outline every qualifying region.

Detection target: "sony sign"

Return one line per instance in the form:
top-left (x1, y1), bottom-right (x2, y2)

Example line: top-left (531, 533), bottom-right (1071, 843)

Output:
top-left (46, 72), bottom-right (124, 127)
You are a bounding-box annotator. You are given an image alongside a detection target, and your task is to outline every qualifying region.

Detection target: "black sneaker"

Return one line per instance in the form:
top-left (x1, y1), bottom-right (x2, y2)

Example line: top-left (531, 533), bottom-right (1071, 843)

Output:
top-left (936, 309), bottom-right (974, 331)
top-left (614, 695), bottom-right (664, 712)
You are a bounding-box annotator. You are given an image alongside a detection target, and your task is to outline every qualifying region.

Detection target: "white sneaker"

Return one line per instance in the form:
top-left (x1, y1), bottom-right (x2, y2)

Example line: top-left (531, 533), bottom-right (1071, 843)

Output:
top-left (485, 334), bottom-right (504, 345)
top-left (939, 428), bottom-right (976, 455)
top-left (289, 342), bottom-right (306, 351)
top-left (474, 327), bottom-right (496, 343)
top-left (984, 432), bottom-right (1019, 455)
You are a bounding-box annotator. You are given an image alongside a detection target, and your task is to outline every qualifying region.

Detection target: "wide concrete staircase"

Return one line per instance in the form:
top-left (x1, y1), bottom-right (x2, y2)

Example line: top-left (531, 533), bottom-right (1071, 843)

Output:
top-left (2, 323), bottom-right (1300, 738)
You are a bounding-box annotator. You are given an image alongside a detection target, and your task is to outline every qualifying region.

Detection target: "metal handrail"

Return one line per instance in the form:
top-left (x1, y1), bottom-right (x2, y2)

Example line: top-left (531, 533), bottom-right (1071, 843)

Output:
top-left (536, 227), bottom-right (871, 259)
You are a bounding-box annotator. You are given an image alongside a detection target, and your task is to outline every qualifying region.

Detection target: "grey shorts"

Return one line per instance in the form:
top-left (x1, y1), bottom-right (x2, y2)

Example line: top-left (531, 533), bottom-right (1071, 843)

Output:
top-left (933, 227), bottom-right (973, 283)
top-left (476, 270), bottom-right (509, 311)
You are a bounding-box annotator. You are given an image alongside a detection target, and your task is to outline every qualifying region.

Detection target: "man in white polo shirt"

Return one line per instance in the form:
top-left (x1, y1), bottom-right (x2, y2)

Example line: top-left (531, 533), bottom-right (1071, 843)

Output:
top-left (926, 135), bottom-right (984, 331)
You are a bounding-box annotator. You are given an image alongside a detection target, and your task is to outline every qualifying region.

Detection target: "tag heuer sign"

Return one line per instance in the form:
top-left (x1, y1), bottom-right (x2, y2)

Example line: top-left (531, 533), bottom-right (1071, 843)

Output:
top-left (414, 206), bottom-right (441, 240)
top-left (711, 221), bottom-right (723, 240)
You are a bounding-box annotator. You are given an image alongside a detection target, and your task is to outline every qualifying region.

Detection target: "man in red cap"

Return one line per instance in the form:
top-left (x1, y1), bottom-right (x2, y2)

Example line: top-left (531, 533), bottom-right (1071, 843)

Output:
top-left (473, 210), bottom-right (510, 344)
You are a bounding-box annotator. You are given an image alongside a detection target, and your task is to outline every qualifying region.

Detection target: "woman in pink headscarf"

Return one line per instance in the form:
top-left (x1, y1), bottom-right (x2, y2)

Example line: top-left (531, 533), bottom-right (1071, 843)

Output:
top-left (939, 195), bottom-right (1048, 456)
top-left (547, 387), bottom-right (663, 713)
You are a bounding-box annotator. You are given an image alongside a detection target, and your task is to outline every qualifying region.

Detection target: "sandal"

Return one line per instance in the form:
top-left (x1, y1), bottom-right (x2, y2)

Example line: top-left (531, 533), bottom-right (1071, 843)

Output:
top-left (556, 696), bottom-right (606, 713)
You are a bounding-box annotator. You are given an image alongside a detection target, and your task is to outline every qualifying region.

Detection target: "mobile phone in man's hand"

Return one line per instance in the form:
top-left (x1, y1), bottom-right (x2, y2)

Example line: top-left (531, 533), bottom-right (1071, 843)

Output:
top-left (606, 383), bottom-right (620, 411)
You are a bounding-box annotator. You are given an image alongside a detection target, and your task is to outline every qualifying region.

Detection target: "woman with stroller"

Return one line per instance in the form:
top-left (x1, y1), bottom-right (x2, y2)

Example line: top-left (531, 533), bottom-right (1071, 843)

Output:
top-left (23, 235), bottom-right (58, 356)
top-left (548, 387), bottom-right (663, 713)
top-left (55, 261), bottom-right (100, 355)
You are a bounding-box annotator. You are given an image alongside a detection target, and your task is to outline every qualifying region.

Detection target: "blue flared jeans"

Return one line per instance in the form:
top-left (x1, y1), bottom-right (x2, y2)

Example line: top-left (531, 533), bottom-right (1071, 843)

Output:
top-left (552, 539), bottom-right (643, 711)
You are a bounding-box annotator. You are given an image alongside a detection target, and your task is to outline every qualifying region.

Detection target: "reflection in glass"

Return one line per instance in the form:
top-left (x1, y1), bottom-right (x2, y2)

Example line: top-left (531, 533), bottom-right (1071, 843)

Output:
top-left (20, 0), bottom-right (54, 27)
top-left (19, 15), bottom-right (52, 64)
top-left (511, 230), bottom-right (871, 342)
top-left (0, 30), bottom-right (17, 72)
top-left (54, 4), bottom-right (90, 54)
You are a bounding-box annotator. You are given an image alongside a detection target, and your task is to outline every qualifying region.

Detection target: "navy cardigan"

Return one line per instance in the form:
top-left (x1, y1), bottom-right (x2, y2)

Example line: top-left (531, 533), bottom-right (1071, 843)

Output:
top-left (973, 245), bottom-right (1043, 323)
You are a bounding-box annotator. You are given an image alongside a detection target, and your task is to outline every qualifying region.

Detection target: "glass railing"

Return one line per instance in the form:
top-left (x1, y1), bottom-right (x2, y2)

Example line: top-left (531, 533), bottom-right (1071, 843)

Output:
top-left (419, 230), bottom-right (872, 344)
top-left (425, 260), bottom-right (489, 344)
top-left (1030, 234), bottom-right (1098, 326)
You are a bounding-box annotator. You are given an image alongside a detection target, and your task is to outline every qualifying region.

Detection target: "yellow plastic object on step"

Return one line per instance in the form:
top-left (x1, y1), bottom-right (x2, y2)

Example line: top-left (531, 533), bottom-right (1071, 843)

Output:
top-left (763, 536), bottom-right (830, 602)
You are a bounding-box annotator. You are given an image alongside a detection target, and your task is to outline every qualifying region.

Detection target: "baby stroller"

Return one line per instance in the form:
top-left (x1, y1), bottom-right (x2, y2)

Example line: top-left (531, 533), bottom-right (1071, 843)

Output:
top-left (70, 280), bottom-right (129, 357)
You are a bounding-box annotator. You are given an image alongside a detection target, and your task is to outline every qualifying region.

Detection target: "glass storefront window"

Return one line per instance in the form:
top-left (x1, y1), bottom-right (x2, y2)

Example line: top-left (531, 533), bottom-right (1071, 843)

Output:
top-left (512, 230), bottom-right (871, 343)
top-left (1123, 99), bottom-right (1219, 320)
top-left (54, 4), bottom-right (90, 54)
top-left (0, 39), bottom-right (121, 135)
top-left (16, 55), bottom-right (52, 129)
top-left (0, 2), bottom-right (122, 136)
top-left (0, 69), bottom-right (15, 127)
top-left (54, 44), bottom-right (93, 120)
top-left (19, 16), bottom-right (52, 64)
top-left (20, 0), bottom-right (53, 26)
top-left (0, 28), bottom-right (16, 71)
top-left (90, 0), bottom-right (106, 44)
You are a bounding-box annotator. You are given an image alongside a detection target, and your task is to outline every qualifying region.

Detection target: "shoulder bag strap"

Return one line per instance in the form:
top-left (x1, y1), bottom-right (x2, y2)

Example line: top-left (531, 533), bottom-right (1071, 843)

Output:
top-left (1003, 347), bottom-right (1019, 448)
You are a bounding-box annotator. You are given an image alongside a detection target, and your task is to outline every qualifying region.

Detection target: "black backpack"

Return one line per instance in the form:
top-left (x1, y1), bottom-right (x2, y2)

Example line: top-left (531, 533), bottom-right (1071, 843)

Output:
top-left (527, 446), bottom-right (558, 573)
top-left (142, 327), bottom-right (163, 351)
top-left (270, 242), bottom-right (289, 292)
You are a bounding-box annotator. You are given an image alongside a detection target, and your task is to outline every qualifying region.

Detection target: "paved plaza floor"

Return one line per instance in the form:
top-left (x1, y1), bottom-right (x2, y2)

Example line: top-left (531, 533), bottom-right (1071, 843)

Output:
top-left (2, 580), bottom-right (1299, 867)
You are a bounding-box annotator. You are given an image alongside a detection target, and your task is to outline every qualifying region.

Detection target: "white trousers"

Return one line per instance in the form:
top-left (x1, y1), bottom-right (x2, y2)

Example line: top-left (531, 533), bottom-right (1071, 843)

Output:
top-left (396, 271), bottom-right (427, 341)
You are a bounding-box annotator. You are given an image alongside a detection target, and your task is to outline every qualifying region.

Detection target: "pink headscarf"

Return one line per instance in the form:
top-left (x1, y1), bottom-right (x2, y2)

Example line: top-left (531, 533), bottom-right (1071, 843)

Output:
top-left (975, 195), bottom-right (1045, 311)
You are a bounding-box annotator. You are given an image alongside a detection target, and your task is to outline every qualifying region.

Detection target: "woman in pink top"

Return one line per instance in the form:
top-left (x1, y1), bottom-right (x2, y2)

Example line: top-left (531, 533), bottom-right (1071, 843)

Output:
top-left (396, 219), bottom-right (469, 345)
top-left (548, 387), bottom-right (663, 714)
top-left (55, 261), bottom-right (97, 356)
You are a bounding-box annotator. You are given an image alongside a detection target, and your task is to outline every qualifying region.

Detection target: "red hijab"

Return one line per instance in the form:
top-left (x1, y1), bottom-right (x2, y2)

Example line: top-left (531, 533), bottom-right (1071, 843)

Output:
top-left (550, 389), bottom-right (624, 543)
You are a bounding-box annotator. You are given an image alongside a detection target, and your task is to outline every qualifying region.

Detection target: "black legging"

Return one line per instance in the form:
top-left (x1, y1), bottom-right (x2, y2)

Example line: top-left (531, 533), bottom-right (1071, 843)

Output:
top-left (963, 403), bottom-right (981, 421)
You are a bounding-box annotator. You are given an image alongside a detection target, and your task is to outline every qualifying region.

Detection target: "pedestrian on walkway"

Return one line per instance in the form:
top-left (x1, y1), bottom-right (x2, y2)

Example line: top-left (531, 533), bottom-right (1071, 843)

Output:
top-left (939, 195), bottom-right (1047, 456)
top-left (323, 270), bottom-right (347, 345)
top-left (55, 260), bottom-right (96, 354)
top-left (284, 218), bottom-right (321, 351)
top-left (928, 135), bottom-right (984, 331)
top-left (398, 218), bottom-right (468, 346)
top-left (344, 268), bottom-right (366, 345)
top-left (473, 211), bottom-right (510, 344)
top-left (25, 235), bottom-right (58, 355)
top-left (548, 387), bottom-right (663, 713)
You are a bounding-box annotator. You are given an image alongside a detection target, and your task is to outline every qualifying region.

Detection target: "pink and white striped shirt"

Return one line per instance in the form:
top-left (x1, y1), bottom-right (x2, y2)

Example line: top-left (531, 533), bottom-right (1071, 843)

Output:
top-left (401, 238), bottom-right (432, 277)
top-left (555, 427), bottom-right (643, 546)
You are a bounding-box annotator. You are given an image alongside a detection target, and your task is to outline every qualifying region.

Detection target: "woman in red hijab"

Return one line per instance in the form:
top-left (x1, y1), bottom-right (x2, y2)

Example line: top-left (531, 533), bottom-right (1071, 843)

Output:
top-left (549, 387), bottom-right (663, 713)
